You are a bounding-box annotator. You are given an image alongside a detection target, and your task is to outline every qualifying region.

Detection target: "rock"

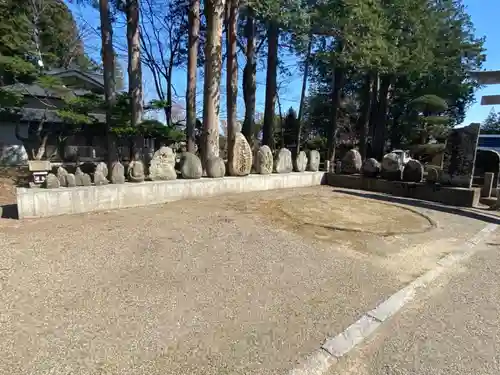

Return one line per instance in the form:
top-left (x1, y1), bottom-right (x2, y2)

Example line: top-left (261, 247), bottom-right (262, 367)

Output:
top-left (111, 161), bottom-right (126, 184)
top-left (149, 146), bottom-right (177, 181)
top-left (95, 162), bottom-right (108, 179)
top-left (75, 167), bottom-right (91, 186)
top-left (57, 166), bottom-right (68, 187)
top-left (66, 173), bottom-right (76, 187)
top-left (341, 149), bottom-right (362, 174)
top-left (228, 132), bottom-right (253, 176)
top-left (94, 171), bottom-right (108, 186)
top-left (307, 150), bottom-right (320, 172)
top-left (294, 151), bottom-right (308, 172)
top-left (426, 166), bottom-right (440, 184)
top-left (206, 156), bottom-right (226, 178)
top-left (274, 148), bottom-right (293, 173)
top-left (255, 145), bottom-right (273, 174)
top-left (403, 159), bottom-right (424, 182)
top-left (381, 152), bottom-right (403, 181)
top-left (44, 173), bottom-right (60, 188)
top-left (180, 152), bottom-right (202, 179)
top-left (362, 158), bottom-right (381, 178)
top-left (127, 160), bottom-right (145, 182)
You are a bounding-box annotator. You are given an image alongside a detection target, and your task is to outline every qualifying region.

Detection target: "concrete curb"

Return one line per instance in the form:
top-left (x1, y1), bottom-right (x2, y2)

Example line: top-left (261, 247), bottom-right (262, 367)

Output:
top-left (286, 222), bottom-right (498, 375)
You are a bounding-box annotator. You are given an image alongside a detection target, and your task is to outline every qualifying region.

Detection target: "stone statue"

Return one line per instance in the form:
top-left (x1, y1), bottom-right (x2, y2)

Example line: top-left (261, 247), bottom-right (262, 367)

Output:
top-left (180, 152), bottom-right (203, 179)
top-left (274, 148), bottom-right (293, 173)
top-left (294, 151), bottom-right (308, 172)
top-left (94, 171), bottom-right (108, 186)
top-left (66, 173), bottom-right (76, 187)
top-left (149, 146), bottom-right (177, 181)
top-left (341, 149), bottom-right (362, 174)
top-left (95, 162), bottom-right (108, 179)
top-left (255, 145), bottom-right (273, 174)
top-left (228, 132), bottom-right (253, 176)
top-left (307, 150), bottom-right (320, 172)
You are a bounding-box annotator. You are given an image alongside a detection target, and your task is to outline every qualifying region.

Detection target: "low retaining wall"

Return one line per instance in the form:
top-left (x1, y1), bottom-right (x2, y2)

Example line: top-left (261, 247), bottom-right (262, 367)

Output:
top-left (17, 172), bottom-right (326, 219)
top-left (326, 173), bottom-right (481, 207)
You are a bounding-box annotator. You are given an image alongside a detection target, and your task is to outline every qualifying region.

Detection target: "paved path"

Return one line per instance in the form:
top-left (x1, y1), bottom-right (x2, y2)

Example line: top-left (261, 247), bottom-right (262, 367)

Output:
top-left (0, 187), bottom-right (493, 374)
top-left (328, 229), bottom-right (500, 375)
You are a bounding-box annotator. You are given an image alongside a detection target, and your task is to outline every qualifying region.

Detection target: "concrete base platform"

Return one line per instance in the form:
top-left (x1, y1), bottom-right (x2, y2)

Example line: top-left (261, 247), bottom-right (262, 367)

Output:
top-left (326, 173), bottom-right (480, 207)
top-left (16, 172), bottom-right (326, 219)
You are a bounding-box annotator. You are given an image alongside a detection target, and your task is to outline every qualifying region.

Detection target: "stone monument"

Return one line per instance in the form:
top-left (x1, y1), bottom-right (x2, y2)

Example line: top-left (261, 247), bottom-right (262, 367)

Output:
top-left (403, 159), bottom-right (424, 182)
top-left (149, 146), bottom-right (177, 181)
top-left (127, 160), bottom-right (146, 182)
top-left (307, 150), bottom-right (320, 172)
top-left (111, 162), bottom-right (126, 184)
top-left (255, 145), bottom-right (273, 174)
top-left (341, 149), bottom-right (362, 174)
top-left (274, 148), bottom-right (293, 173)
top-left (294, 151), bottom-right (308, 172)
top-left (206, 156), bottom-right (226, 178)
top-left (362, 158), bottom-right (380, 178)
top-left (381, 152), bottom-right (403, 181)
top-left (179, 152), bottom-right (203, 179)
top-left (228, 132), bottom-right (253, 176)
top-left (440, 123), bottom-right (480, 188)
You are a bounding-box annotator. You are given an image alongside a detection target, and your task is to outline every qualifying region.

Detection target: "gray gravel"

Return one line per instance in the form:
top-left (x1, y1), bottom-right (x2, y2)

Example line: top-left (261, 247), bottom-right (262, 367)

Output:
top-left (0, 187), bottom-right (490, 375)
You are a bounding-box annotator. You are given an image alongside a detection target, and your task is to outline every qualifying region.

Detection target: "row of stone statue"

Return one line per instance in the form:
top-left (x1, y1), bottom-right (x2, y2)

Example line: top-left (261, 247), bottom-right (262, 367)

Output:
top-left (338, 149), bottom-right (425, 182)
top-left (43, 132), bottom-right (323, 188)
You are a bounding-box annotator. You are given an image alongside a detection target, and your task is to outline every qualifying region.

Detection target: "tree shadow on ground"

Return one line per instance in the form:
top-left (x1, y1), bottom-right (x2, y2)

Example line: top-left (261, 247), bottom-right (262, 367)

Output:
top-left (0, 204), bottom-right (19, 219)
top-left (332, 188), bottom-right (500, 225)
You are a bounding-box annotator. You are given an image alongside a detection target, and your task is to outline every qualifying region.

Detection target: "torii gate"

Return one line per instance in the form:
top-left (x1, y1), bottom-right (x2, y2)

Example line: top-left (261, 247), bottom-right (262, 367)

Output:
top-left (469, 70), bottom-right (500, 105)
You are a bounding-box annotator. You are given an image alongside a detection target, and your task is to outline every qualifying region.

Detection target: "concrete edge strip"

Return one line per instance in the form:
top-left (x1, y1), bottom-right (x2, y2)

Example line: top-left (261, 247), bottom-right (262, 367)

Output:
top-left (286, 222), bottom-right (498, 375)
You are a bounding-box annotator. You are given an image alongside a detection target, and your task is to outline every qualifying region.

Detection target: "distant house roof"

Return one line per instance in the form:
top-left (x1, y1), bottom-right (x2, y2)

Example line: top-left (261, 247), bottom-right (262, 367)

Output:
top-left (47, 68), bottom-right (104, 89)
top-left (17, 107), bottom-right (106, 124)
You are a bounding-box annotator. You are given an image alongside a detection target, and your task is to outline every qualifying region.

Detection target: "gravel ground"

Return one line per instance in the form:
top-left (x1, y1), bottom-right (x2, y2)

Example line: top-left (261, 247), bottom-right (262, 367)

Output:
top-left (0, 186), bottom-right (490, 374)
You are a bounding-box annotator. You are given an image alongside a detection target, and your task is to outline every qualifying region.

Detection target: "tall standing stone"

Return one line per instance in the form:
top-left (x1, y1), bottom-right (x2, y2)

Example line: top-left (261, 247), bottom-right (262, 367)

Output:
top-left (149, 146), bottom-right (177, 181)
top-left (307, 150), bottom-right (320, 172)
top-left (94, 171), bottom-right (108, 186)
top-left (66, 173), bottom-right (76, 187)
top-left (294, 151), bottom-right (308, 172)
top-left (228, 132), bottom-right (252, 176)
top-left (341, 149), bottom-right (362, 174)
top-left (274, 148), bottom-right (293, 173)
top-left (255, 145), bottom-right (273, 174)
top-left (440, 123), bottom-right (480, 188)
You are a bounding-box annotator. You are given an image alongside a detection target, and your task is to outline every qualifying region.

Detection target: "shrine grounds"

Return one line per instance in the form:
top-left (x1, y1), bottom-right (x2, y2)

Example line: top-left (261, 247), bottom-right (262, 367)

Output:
top-left (0, 186), bottom-right (496, 375)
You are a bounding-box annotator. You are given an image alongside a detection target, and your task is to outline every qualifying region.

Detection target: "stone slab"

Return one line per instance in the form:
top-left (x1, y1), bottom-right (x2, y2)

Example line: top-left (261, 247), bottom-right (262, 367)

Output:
top-left (326, 174), bottom-right (480, 207)
top-left (16, 172), bottom-right (326, 219)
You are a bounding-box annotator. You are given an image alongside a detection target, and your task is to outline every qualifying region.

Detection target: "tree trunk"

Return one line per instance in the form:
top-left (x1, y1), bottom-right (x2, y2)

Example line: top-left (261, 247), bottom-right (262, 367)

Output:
top-left (202, 0), bottom-right (225, 165)
top-left (99, 0), bottom-right (116, 177)
top-left (262, 21), bottom-right (279, 149)
top-left (226, 0), bottom-right (238, 174)
top-left (296, 34), bottom-right (312, 154)
top-left (371, 74), bottom-right (393, 160)
top-left (166, 62), bottom-right (173, 126)
top-left (242, 12), bottom-right (256, 146)
top-left (358, 73), bottom-right (374, 160)
top-left (327, 66), bottom-right (345, 162)
top-left (126, 0), bottom-right (143, 160)
top-left (186, 0), bottom-right (200, 153)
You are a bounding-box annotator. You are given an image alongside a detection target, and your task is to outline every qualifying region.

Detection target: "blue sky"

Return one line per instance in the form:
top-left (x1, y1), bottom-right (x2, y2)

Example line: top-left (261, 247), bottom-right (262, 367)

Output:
top-left (67, 0), bottom-right (498, 125)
